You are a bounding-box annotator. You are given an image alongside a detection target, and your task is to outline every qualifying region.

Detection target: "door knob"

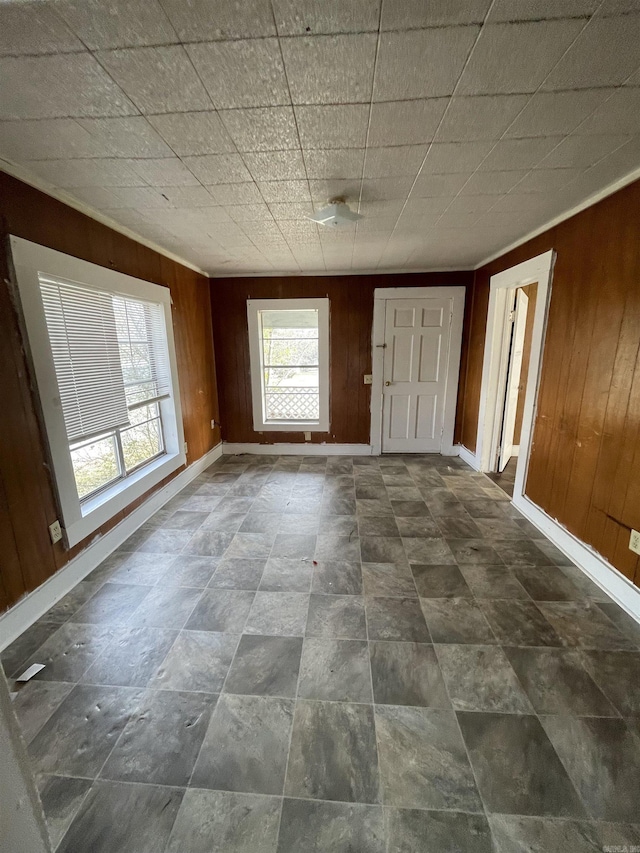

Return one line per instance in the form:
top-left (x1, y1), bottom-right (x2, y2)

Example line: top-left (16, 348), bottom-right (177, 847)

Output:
top-left (385, 380), bottom-right (391, 386)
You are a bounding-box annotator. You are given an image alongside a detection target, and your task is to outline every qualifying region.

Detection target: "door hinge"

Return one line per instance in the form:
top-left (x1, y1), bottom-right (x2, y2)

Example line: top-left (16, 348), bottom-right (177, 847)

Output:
top-left (508, 310), bottom-right (515, 322)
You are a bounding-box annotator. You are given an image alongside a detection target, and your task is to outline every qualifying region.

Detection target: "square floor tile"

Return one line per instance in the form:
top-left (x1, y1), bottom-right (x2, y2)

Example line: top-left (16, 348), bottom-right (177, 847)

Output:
top-left (436, 516), bottom-right (482, 539)
top-left (28, 684), bottom-right (143, 777)
top-left (80, 626), bottom-right (178, 687)
top-left (137, 529), bottom-right (194, 554)
top-left (184, 530), bottom-right (235, 557)
top-left (224, 634), bottom-right (302, 697)
top-left (541, 715), bottom-right (640, 822)
top-left (100, 690), bottom-right (216, 786)
top-left (285, 700), bottom-right (380, 803)
top-left (362, 563), bottom-right (417, 597)
top-left (369, 641), bottom-right (450, 708)
top-left (71, 582), bottom-right (151, 625)
top-left (513, 566), bottom-right (585, 601)
top-left (277, 799), bottom-right (385, 853)
top-left (391, 500), bottom-right (430, 517)
top-left (259, 558), bottom-right (313, 592)
top-left (478, 599), bottom-right (562, 646)
top-left (386, 809), bottom-right (493, 853)
top-left (504, 646), bottom-right (618, 716)
top-left (151, 630), bottom-right (239, 693)
top-left (17, 622), bottom-right (121, 683)
top-left (270, 534), bottom-right (316, 559)
top-left (11, 681), bottom-right (74, 745)
top-left (458, 565), bottom-right (530, 599)
top-left (356, 499), bottom-right (394, 516)
top-left (161, 556), bottom-right (218, 588)
top-left (315, 534), bottom-right (361, 561)
top-left (491, 539), bottom-right (554, 566)
top-left (537, 602), bottom-right (637, 650)
top-left (447, 539), bottom-right (502, 565)
top-left (457, 712), bottom-right (586, 818)
top-left (435, 645), bottom-right (533, 713)
top-left (186, 590), bottom-right (255, 633)
top-left (375, 706), bottom-right (481, 811)
top-left (191, 694), bottom-right (294, 795)
top-left (209, 558), bottom-right (267, 590)
top-left (395, 517), bottom-right (441, 538)
top-left (166, 789), bottom-right (281, 853)
top-left (360, 536), bottom-right (408, 564)
top-left (38, 776), bottom-right (93, 851)
top-left (411, 564), bottom-right (472, 598)
top-left (581, 650), bottom-right (640, 717)
top-left (421, 599), bottom-right (496, 644)
top-left (298, 638), bottom-right (372, 703)
top-left (357, 516), bottom-right (400, 537)
top-left (366, 597), bottom-right (430, 642)
top-left (244, 592), bottom-right (309, 636)
top-left (200, 512), bottom-right (246, 534)
top-left (57, 780), bottom-right (183, 853)
top-left (127, 585), bottom-right (201, 629)
top-left (42, 582), bottom-right (107, 624)
top-left (306, 594), bottom-right (366, 639)
top-left (488, 815), bottom-right (603, 853)
top-left (240, 512), bottom-right (283, 534)
top-left (225, 532), bottom-right (276, 559)
top-left (1, 620), bottom-right (61, 678)
top-left (311, 560), bottom-right (362, 595)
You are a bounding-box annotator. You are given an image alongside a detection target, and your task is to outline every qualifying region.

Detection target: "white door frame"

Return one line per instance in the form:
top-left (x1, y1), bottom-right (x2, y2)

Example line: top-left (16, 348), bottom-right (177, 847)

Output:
top-left (371, 286), bottom-right (466, 456)
top-left (475, 250), bottom-right (555, 500)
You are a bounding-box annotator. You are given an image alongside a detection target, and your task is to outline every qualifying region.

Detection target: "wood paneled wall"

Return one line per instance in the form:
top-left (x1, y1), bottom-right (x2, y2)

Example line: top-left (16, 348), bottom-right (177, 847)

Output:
top-left (458, 179), bottom-right (640, 585)
top-left (210, 272), bottom-right (473, 446)
top-left (0, 172), bottom-right (220, 612)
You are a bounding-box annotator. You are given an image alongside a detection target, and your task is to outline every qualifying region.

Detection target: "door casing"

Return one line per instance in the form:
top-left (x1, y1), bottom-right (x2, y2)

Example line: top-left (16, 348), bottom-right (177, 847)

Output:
top-left (370, 286), bottom-right (466, 456)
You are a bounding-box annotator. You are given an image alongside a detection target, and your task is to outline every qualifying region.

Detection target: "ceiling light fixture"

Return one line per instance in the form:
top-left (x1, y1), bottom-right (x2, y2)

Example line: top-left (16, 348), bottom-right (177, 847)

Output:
top-left (307, 196), bottom-right (363, 228)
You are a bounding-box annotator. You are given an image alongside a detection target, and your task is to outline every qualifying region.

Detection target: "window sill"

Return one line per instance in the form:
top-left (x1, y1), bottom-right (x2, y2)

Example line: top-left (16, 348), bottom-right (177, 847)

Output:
top-left (64, 449), bottom-right (186, 548)
top-left (254, 421), bottom-right (329, 433)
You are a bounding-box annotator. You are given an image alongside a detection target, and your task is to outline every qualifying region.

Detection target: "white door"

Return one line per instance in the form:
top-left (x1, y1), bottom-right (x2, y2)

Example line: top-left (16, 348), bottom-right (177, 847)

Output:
top-left (498, 289), bottom-right (529, 471)
top-left (381, 297), bottom-right (453, 453)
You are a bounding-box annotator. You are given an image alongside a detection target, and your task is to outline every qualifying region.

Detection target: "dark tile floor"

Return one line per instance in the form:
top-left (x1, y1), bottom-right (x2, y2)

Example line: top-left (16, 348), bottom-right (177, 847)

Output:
top-left (487, 456), bottom-right (517, 498)
top-left (3, 454), bottom-right (640, 853)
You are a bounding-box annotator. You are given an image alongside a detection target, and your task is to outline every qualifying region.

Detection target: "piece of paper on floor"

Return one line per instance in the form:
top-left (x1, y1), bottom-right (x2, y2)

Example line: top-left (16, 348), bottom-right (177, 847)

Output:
top-left (16, 663), bottom-right (45, 682)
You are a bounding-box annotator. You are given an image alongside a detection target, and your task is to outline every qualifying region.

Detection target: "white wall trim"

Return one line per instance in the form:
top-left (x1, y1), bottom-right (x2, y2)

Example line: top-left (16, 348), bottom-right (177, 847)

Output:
top-left (457, 445), bottom-right (480, 471)
top-left (0, 443), bottom-right (222, 651)
top-left (370, 286), bottom-right (466, 456)
top-left (222, 442), bottom-right (373, 456)
top-left (513, 493), bottom-right (640, 622)
top-left (475, 164), bottom-right (640, 270)
top-left (0, 160), bottom-right (207, 277)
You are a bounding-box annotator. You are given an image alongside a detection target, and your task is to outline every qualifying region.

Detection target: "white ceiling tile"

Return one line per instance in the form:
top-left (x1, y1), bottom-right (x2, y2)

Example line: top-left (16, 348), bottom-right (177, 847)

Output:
top-left (362, 177), bottom-right (415, 199)
top-left (127, 158), bottom-right (200, 186)
top-left (402, 196), bottom-right (453, 215)
top-left (269, 202), bottom-right (315, 219)
top-left (434, 95), bottom-right (530, 141)
top-left (457, 20), bottom-right (585, 95)
top-left (303, 148), bottom-right (365, 179)
top-left (183, 154), bottom-right (252, 184)
top-left (220, 107), bottom-right (299, 152)
top-left (510, 168), bottom-right (584, 192)
top-left (281, 34), bottom-right (377, 104)
top-left (478, 137), bottom-right (563, 170)
top-left (489, 192), bottom-right (563, 212)
top-left (273, 0), bottom-right (380, 35)
top-left (445, 194), bottom-right (497, 213)
top-left (76, 116), bottom-right (174, 157)
top-left (147, 112), bottom-right (236, 155)
top-left (240, 220), bottom-right (283, 238)
top-left (207, 183), bottom-right (265, 204)
top-left (487, 0), bottom-right (598, 22)
top-left (56, 0), bottom-right (177, 49)
top-left (67, 186), bottom-right (122, 209)
top-left (422, 141), bottom-right (495, 173)
top-left (0, 119), bottom-right (107, 160)
top-left (187, 40), bottom-right (289, 109)
top-left (368, 99), bottom-right (449, 147)
top-left (244, 150), bottom-right (307, 181)
top-left (295, 104), bottom-right (370, 148)
top-left (357, 216), bottom-right (398, 233)
top-left (226, 204), bottom-right (274, 221)
top-left (374, 28), bottom-right (479, 101)
top-left (536, 133), bottom-right (631, 168)
top-left (435, 212), bottom-right (482, 228)
top-left (0, 53), bottom-right (137, 119)
top-left (503, 89), bottom-right (614, 138)
top-left (0, 4), bottom-right (83, 55)
top-left (160, 0), bottom-right (276, 40)
top-left (541, 15), bottom-right (640, 90)
top-left (572, 87), bottom-right (640, 135)
top-left (309, 179), bottom-right (362, 203)
top-left (459, 170), bottom-right (528, 194)
top-left (26, 158), bottom-right (146, 187)
top-left (411, 172), bottom-right (472, 197)
top-left (255, 180), bottom-right (311, 202)
top-left (107, 186), bottom-right (171, 207)
top-left (154, 185), bottom-right (217, 207)
top-left (96, 46), bottom-right (212, 114)
top-left (381, 0), bottom-right (492, 28)
top-left (363, 146), bottom-right (428, 178)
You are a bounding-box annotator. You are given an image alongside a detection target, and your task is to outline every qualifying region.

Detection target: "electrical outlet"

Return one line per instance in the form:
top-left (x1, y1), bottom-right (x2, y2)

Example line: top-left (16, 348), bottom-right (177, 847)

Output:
top-left (210, 419), bottom-right (216, 429)
top-left (630, 529), bottom-right (640, 556)
top-left (49, 520), bottom-right (62, 544)
top-left (363, 374), bottom-right (372, 385)
top-left (304, 431), bottom-right (311, 441)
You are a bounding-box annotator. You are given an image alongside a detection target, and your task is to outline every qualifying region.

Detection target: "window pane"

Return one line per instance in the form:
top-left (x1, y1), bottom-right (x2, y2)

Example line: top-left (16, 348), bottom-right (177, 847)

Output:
top-left (121, 418), bottom-right (163, 472)
top-left (128, 402), bottom-right (159, 425)
top-left (263, 337), bottom-right (319, 367)
top-left (70, 434), bottom-right (120, 499)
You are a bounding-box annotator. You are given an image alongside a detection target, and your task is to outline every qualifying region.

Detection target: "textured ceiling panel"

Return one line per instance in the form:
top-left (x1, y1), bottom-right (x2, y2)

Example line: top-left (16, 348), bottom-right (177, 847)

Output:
top-left (0, 0), bottom-right (639, 274)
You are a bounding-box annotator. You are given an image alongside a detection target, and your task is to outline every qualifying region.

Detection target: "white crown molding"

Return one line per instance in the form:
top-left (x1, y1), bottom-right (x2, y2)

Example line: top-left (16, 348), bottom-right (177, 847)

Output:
top-left (222, 442), bottom-right (373, 456)
top-left (474, 165), bottom-right (640, 270)
top-left (0, 159), bottom-right (208, 278)
top-left (210, 266), bottom-right (474, 278)
top-left (0, 443), bottom-right (222, 651)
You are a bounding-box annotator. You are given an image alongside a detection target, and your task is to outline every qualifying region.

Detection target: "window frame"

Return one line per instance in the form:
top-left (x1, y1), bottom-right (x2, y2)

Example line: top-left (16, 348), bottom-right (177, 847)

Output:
top-left (10, 236), bottom-right (186, 548)
top-left (247, 297), bottom-right (330, 432)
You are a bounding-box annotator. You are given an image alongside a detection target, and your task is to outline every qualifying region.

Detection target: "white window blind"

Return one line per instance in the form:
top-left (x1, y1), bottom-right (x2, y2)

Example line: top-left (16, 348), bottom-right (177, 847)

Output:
top-left (39, 275), bottom-right (171, 444)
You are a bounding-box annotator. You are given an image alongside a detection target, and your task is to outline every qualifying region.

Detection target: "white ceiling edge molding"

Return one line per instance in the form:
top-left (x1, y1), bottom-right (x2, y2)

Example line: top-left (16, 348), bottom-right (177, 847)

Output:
top-left (210, 266), bottom-right (474, 278)
top-left (474, 164), bottom-right (640, 271)
top-left (0, 158), bottom-right (208, 278)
